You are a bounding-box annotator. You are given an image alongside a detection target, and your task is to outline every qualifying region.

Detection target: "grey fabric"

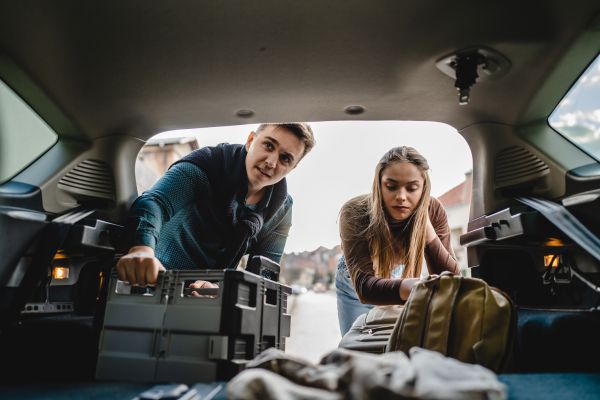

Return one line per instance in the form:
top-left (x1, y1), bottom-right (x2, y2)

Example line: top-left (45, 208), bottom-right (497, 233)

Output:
top-left (227, 347), bottom-right (506, 400)
top-left (227, 369), bottom-right (342, 400)
top-left (245, 348), bottom-right (347, 391)
top-left (410, 347), bottom-right (506, 400)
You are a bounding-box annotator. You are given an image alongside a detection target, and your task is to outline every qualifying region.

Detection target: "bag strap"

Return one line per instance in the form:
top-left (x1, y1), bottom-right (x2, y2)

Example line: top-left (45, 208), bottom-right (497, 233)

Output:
top-left (386, 273), bottom-right (460, 354)
top-left (386, 281), bottom-right (431, 352)
top-left (422, 273), bottom-right (461, 355)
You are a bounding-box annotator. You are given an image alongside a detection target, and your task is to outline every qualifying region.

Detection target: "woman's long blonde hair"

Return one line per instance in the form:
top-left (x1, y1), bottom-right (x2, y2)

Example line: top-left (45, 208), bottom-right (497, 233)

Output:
top-left (349, 146), bottom-right (431, 279)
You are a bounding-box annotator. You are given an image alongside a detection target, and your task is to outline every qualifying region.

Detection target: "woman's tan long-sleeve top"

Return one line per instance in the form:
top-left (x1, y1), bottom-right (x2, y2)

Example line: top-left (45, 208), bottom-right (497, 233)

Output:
top-left (339, 195), bottom-right (459, 305)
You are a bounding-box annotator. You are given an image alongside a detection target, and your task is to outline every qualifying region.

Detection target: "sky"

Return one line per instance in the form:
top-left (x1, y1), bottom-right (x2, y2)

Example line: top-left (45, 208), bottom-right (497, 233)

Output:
top-left (548, 54), bottom-right (600, 156)
top-left (154, 121), bottom-right (473, 253)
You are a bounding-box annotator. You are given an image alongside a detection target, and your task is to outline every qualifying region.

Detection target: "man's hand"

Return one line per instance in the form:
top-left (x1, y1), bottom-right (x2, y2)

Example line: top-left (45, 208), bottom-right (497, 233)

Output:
top-left (188, 280), bottom-right (219, 298)
top-left (116, 246), bottom-right (165, 286)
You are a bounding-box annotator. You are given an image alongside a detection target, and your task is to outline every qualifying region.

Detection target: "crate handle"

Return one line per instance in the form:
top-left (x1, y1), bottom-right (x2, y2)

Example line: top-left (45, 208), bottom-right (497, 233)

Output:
top-left (115, 280), bottom-right (156, 296)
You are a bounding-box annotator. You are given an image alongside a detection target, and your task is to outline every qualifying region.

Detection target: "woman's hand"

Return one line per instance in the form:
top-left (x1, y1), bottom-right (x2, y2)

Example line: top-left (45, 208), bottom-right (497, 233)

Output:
top-left (399, 277), bottom-right (422, 301)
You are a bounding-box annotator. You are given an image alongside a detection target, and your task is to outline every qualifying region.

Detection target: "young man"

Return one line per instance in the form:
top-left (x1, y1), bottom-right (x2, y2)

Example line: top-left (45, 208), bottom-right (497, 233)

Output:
top-left (117, 123), bottom-right (315, 288)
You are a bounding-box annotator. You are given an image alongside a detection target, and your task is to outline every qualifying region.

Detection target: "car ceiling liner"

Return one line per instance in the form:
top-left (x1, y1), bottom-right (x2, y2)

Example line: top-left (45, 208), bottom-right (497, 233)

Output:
top-left (436, 47), bottom-right (511, 105)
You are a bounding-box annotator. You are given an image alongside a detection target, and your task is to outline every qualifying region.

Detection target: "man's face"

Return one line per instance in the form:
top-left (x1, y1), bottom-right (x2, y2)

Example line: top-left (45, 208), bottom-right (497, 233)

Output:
top-left (245, 126), bottom-right (305, 191)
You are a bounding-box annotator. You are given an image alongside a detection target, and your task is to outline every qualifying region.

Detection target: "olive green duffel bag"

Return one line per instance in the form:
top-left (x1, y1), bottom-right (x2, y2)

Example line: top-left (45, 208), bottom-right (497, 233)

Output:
top-left (386, 272), bottom-right (516, 373)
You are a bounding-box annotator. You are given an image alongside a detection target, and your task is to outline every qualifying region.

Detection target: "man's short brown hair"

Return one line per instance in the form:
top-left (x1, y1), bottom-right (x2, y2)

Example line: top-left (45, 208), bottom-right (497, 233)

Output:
top-left (255, 123), bottom-right (315, 158)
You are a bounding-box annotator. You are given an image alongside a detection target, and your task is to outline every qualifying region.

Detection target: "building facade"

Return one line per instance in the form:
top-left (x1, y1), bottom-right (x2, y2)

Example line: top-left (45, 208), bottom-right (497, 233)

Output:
top-left (437, 171), bottom-right (472, 272)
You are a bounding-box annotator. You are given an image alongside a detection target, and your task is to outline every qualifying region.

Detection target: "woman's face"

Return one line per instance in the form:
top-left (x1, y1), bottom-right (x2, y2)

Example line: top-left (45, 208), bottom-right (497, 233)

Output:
top-left (380, 161), bottom-right (425, 221)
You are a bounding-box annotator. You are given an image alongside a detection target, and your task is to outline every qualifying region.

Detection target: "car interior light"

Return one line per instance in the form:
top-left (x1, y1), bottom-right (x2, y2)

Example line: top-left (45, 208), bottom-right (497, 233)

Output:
top-left (436, 47), bottom-right (511, 106)
top-left (544, 238), bottom-right (565, 247)
top-left (97, 272), bottom-right (104, 301)
top-left (53, 250), bottom-right (67, 259)
top-left (544, 255), bottom-right (560, 268)
top-left (454, 53), bottom-right (481, 105)
top-left (53, 267), bottom-right (70, 280)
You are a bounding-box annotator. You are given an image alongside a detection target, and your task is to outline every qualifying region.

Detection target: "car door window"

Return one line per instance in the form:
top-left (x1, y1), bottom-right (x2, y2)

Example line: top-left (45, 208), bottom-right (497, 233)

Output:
top-left (549, 54), bottom-right (600, 159)
top-left (0, 79), bottom-right (58, 183)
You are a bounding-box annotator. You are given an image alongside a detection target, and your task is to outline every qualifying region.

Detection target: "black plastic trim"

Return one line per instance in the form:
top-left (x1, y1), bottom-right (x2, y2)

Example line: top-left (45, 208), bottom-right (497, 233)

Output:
top-left (0, 181), bottom-right (43, 210)
top-left (566, 164), bottom-right (600, 194)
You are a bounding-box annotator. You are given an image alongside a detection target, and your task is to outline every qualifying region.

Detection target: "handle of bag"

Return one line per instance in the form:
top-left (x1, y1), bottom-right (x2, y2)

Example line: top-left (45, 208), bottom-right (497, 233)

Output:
top-left (421, 273), bottom-right (461, 355)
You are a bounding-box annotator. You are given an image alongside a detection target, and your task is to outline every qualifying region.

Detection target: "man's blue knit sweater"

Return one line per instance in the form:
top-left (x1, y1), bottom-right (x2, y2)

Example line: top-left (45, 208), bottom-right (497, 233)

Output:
top-left (125, 143), bottom-right (293, 269)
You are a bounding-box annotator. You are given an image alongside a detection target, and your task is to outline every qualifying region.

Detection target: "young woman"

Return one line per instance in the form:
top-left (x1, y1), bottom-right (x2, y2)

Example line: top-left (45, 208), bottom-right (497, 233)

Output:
top-left (336, 146), bottom-right (459, 335)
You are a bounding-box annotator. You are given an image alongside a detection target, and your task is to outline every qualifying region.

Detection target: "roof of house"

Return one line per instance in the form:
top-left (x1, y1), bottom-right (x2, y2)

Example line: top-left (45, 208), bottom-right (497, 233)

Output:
top-left (438, 171), bottom-right (472, 208)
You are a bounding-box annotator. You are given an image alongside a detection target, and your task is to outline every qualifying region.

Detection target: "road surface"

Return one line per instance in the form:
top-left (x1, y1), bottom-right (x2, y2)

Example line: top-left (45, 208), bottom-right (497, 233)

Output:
top-left (284, 290), bottom-right (342, 364)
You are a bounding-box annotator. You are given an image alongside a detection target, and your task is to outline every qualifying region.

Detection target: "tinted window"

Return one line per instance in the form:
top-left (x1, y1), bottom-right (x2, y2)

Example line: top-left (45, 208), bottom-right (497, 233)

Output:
top-left (0, 79), bottom-right (57, 183)
top-left (549, 55), bottom-right (600, 159)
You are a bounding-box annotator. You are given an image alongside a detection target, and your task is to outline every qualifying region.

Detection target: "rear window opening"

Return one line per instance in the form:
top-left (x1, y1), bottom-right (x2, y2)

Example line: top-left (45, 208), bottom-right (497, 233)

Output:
top-left (0, 79), bottom-right (58, 184)
top-left (549, 54), bottom-right (600, 160)
top-left (135, 121), bottom-right (473, 362)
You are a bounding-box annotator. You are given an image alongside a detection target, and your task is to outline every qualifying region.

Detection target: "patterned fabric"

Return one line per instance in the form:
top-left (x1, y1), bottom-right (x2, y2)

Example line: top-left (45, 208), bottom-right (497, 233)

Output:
top-left (123, 143), bottom-right (292, 269)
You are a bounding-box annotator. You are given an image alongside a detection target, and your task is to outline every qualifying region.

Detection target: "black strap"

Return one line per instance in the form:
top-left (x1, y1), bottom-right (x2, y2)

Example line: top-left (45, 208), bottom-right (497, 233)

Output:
top-left (517, 197), bottom-right (600, 262)
top-left (517, 197), bottom-right (600, 293)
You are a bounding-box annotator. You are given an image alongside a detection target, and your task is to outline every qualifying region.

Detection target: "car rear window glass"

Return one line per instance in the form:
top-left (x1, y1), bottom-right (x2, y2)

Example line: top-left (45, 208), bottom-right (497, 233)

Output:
top-left (0, 79), bottom-right (57, 183)
top-left (549, 55), bottom-right (600, 159)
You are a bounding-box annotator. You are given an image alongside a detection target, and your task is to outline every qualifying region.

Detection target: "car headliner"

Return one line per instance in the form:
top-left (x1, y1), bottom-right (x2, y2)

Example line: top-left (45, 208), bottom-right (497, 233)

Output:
top-left (0, 1), bottom-right (599, 141)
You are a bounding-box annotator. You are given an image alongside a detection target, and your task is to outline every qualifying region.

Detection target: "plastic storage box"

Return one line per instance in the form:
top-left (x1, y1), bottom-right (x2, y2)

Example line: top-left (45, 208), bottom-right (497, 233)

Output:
top-left (96, 269), bottom-right (291, 383)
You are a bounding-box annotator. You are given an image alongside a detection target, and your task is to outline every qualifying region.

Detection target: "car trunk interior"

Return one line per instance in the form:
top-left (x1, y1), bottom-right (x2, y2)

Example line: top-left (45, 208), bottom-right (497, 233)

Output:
top-left (1, 1), bottom-right (600, 397)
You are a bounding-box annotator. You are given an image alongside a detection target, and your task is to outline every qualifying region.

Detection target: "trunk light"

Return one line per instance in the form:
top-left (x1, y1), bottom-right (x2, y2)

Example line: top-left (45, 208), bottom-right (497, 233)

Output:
top-left (544, 255), bottom-right (560, 268)
top-left (53, 267), bottom-right (70, 280)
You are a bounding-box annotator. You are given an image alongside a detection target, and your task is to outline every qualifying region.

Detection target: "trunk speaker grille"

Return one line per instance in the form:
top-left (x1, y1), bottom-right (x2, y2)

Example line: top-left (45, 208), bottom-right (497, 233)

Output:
top-left (58, 159), bottom-right (115, 200)
top-left (495, 146), bottom-right (549, 189)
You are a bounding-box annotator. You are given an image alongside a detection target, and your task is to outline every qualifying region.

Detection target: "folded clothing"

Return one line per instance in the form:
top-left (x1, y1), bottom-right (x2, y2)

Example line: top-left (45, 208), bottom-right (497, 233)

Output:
top-left (227, 347), bottom-right (506, 400)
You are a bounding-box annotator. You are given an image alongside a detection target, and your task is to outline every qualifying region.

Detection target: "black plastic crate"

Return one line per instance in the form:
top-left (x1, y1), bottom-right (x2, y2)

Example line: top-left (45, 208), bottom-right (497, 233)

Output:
top-left (261, 278), bottom-right (291, 352)
top-left (96, 268), bottom-right (290, 384)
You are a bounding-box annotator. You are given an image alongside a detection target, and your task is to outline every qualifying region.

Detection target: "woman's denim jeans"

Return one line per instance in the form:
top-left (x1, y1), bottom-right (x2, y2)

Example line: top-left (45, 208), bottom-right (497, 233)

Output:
top-left (336, 256), bottom-right (373, 336)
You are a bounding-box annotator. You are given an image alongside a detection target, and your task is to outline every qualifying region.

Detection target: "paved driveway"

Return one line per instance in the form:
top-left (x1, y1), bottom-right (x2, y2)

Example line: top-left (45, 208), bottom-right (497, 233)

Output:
top-left (285, 290), bottom-right (342, 364)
